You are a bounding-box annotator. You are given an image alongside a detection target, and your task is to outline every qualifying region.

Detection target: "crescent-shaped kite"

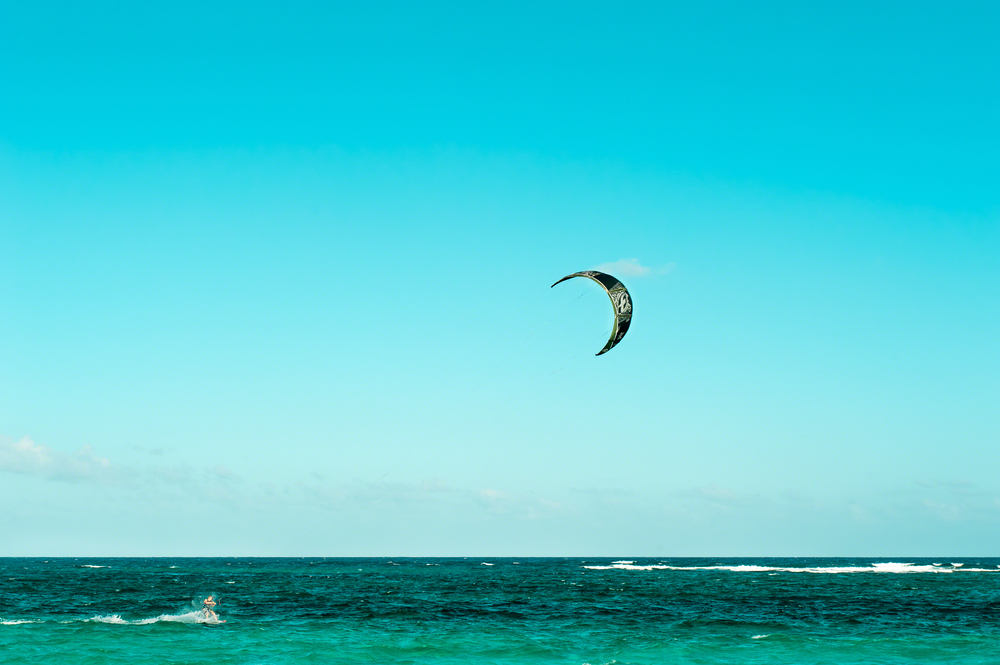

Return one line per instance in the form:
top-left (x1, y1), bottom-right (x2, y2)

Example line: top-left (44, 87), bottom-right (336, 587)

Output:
top-left (551, 270), bottom-right (633, 355)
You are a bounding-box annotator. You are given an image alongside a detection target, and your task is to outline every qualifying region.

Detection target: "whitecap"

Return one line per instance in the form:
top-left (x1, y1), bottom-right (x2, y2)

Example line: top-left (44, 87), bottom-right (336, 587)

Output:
top-left (752, 634), bottom-right (769, 639)
top-left (726, 565), bottom-right (775, 572)
top-left (89, 611), bottom-right (221, 625)
top-left (138, 611), bottom-right (217, 625)
top-left (481, 562), bottom-right (494, 566)
top-left (584, 564), bottom-right (669, 571)
top-left (581, 561), bottom-right (994, 574)
top-left (81, 565), bottom-right (106, 569)
top-left (90, 614), bottom-right (129, 624)
top-left (2, 620), bottom-right (35, 625)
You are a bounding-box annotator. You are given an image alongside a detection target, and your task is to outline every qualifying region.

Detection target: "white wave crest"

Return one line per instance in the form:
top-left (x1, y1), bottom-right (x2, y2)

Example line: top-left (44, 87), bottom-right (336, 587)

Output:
top-left (90, 614), bottom-right (129, 624)
top-left (2, 619), bottom-right (35, 625)
top-left (89, 611), bottom-right (222, 625)
top-left (949, 567), bottom-right (998, 572)
top-left (582, 562), bottom-right (997, 574)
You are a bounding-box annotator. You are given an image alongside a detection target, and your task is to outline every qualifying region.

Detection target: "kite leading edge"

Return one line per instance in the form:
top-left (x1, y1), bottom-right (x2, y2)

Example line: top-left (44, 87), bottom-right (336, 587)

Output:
top-left (551, 270), bottom-right (632, 355)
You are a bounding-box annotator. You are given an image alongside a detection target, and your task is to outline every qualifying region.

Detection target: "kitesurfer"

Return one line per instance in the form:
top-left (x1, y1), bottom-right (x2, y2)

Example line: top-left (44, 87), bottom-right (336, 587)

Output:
top-left (202, 595), bottom-right (220, 621)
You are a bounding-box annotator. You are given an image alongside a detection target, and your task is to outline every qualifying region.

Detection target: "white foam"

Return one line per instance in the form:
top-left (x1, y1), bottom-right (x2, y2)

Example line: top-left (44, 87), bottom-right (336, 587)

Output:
top-left (81, 565), bottom-right (106, 568)
top-left (751, 634), bottom-right (769, 639)
top-left (90, 614), bottom-right (129, 624)
top-left (953, 567), bottom-right (997, 572)
top-left (136, 611), bottom-right (219, 625)
top-left (584, 564), bottom-right (669, 571)
top-left (870, 562), bottom-right (936, 574)
top-left (2, 620), bottom-right (35, 625)
top-left (581, 562), bottom-right (996, 574)
top-left (481, 562), bottom-right (494, 566)
top-left (89, 611), bottom-right (221, 625)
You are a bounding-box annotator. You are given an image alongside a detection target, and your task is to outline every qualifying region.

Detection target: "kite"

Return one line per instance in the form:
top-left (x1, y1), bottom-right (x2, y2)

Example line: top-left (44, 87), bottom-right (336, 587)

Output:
top-left (551, 270), bottom-right (632, 355)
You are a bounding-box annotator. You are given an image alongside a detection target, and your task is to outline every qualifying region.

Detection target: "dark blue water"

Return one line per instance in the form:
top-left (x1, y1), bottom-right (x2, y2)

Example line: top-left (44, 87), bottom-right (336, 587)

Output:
top-left (2, 558), bottom-right (999, 664)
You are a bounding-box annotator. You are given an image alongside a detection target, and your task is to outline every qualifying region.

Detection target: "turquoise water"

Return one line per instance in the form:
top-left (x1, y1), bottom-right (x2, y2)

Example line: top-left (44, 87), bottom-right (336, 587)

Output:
top-left (2, 558), bottom-right (999, 664)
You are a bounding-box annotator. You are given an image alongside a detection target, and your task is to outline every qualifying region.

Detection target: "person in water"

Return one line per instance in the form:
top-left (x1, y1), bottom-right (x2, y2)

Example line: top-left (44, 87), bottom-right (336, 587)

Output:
top-left (202, 595), bottom-right (220, 621)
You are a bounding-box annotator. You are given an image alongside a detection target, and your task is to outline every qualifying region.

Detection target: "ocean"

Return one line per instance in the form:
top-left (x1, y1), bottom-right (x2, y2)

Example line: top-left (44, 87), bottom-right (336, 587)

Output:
top-left (2, 557), bottom-right (999, 664)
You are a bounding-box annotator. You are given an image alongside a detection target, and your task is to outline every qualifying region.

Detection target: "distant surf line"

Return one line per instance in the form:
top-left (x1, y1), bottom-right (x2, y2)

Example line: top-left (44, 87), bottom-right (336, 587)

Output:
top-left (583, 562), bottom-right (1000, 573)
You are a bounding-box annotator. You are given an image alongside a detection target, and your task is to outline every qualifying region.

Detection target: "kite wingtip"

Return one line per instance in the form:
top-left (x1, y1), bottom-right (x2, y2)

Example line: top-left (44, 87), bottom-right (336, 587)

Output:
top-left (551, 274), bottom-right (578, 288)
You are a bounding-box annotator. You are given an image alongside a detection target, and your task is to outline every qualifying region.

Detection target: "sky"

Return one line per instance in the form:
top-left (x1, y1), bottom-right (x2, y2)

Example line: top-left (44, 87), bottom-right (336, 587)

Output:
top-left (1, 0), bottom-right (998, 556)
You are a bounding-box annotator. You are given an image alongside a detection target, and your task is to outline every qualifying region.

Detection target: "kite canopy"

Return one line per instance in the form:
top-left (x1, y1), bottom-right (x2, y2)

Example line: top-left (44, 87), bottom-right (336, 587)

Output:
top-left (551, 270), bottom-right (633, 355)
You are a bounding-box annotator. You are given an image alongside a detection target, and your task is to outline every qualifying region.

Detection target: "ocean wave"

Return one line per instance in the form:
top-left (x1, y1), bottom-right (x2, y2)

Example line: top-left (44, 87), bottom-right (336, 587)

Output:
top-left (88, 612), bottom-right (223, 625)
top-left (4, 613), bottom-right (224, 627)
top-left (582, 562), bottom-right (999, 574)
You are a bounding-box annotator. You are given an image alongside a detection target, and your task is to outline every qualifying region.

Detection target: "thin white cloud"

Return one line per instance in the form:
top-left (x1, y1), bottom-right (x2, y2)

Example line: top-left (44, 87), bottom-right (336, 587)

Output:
top-left (0, 434), bottom-right (243, 499)
top-left (290, 478), bottom-right (566, 521)
top-left (921, 499), bottom-right (968, 522)
top-left (0, 435), bottom-right (123, 484)
top-left (594, 258), bottom-right (675, 277)
top-left (692, 484), bottom-right (739, 501)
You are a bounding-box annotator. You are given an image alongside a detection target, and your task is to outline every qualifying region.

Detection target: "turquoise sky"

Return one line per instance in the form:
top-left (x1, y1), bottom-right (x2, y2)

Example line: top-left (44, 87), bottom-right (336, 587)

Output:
top-left (1, 1), bottom-right (997, 556)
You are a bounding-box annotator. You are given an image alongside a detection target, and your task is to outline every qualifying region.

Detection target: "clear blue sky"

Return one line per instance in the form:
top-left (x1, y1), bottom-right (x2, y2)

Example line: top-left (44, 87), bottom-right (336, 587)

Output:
top-left (1, 0), bottom-right (997, 556)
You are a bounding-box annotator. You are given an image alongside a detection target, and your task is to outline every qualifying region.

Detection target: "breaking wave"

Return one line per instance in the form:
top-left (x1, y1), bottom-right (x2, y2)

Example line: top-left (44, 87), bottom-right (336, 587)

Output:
top-left (88, 611), bottom-right (223, 625)
top-left (583, 562), bottom-right (999, 573)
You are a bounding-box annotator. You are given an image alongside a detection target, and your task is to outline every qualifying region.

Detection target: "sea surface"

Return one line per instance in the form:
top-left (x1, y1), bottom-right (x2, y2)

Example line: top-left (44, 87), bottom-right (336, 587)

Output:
top-left (2, 557), bottom-right (1000, 664)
